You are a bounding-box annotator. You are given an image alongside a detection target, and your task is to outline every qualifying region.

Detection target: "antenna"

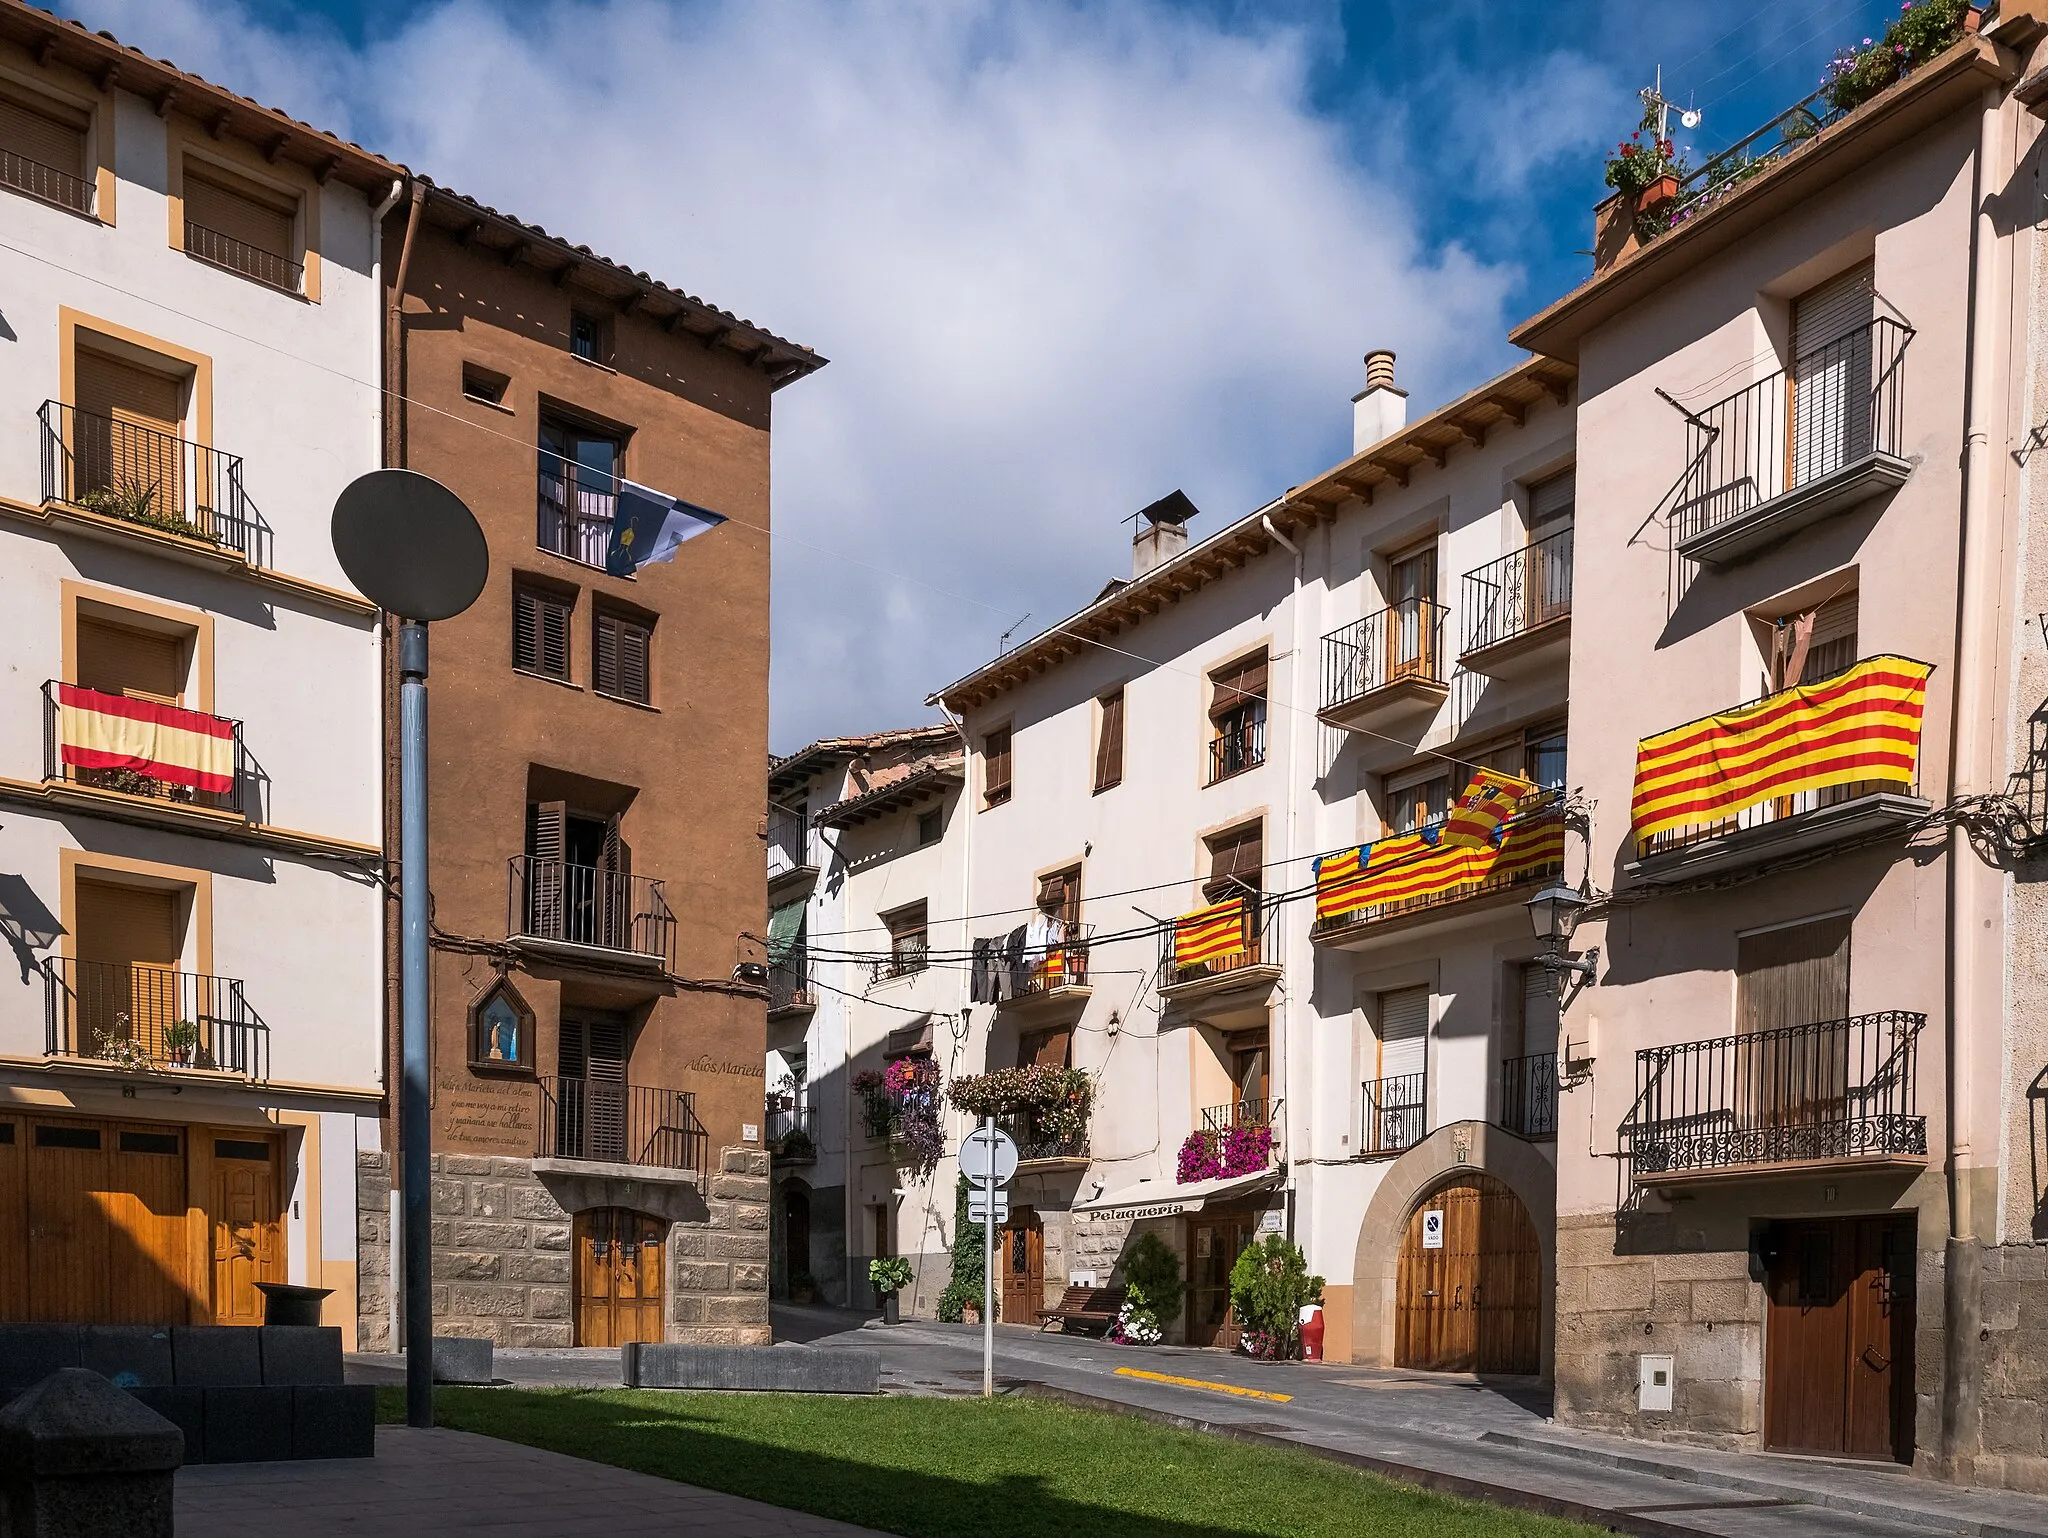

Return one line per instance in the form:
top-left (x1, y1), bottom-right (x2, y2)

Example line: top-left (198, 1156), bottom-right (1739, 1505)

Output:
top-left (997, 612), bottom-right (1032, 654)
top-left (1641, 68), bottom-right (1702, 136)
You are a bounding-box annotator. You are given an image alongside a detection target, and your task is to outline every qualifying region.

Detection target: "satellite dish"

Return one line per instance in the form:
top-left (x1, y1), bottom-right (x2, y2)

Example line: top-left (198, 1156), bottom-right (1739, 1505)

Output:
top-left (1679, 108), bottom-right (1702, 130)
top-left (331, 469), bottom-right (488, 621)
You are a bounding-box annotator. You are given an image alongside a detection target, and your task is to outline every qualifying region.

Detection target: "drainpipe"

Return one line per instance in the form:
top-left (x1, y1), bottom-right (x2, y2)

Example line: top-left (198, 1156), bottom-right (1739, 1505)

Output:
top-left (1261, 509), bottom-right (1307, 1249)
top-left (1939, 84), bottom-right (2006, 1479)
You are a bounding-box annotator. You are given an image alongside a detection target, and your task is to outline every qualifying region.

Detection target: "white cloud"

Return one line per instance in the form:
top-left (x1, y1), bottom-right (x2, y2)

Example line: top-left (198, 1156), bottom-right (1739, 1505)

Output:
top-left (77, 0), bottom-right (1521, 749)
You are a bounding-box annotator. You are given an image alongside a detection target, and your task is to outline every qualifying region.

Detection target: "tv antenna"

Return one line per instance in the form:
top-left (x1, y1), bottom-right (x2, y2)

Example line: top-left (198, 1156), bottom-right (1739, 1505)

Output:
top-left (1640, 67), bottom-right (1701, 137)
top-left (997, 612), bottom-right (1032, 654)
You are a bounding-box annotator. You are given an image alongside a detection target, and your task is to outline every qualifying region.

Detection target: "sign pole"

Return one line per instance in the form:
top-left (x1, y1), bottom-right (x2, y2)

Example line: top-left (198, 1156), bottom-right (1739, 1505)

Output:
top-left (399, 620), bottom-right (433, 1429)
top-left (982, 1113), bottom-right (995, 1399)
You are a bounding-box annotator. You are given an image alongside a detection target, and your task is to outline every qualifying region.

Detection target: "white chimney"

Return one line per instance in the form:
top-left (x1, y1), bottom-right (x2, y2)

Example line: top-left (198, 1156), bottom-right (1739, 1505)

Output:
top-left (1131, 490), bottom-right (1196, 578)
top-left (1352, 349), bottom-right (1407, 453)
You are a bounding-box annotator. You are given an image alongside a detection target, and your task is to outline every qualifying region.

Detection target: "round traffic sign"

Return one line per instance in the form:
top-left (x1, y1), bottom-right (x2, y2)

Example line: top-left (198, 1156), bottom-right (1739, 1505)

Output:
top-left (331, 469), bottom-right (488, 621)
top-left (958, 1125), bottom-right (1018, 1185)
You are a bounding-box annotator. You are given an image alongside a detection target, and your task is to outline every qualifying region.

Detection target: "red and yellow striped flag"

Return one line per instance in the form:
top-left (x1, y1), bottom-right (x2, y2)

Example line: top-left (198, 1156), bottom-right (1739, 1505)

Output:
top-left (1316, 802), bottom-right (1567, 924)
top-left (1630, 655), bottom-right (1930, 841)
top-left (58, 684), bottom-right (234, 794)
top-left (1443, 769), bottom-right (1535, 848)
top-left (1173, 898), bottom-right (1246, 968)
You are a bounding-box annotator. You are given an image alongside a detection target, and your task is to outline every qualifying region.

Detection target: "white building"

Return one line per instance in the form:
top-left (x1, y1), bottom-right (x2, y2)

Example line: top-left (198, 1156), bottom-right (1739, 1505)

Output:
top-left (0, 12), bottom-right (392, 1338)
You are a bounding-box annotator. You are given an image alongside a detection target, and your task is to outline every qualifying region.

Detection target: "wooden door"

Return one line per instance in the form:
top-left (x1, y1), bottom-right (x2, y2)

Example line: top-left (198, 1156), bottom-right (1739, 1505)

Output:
top-left (1187, 1218), bottom-right (1249, 1348)
top-left (74, 348), bottom-right (187, 514)
top-left (999, 1208), bottom-right (1043, 1323)
top-left (108, 1125), bottom-right (192, 1325)
top-left (1765, 1215), bottom-right (1914, 1461)
top-left (27, 1120), bottom-right (110, 1322)
top-left (210, 1133), bottom-right (281, 1326)
top-left (0, 1116), bottom-right (23, 1320)
top-left (1396, 1175), bottom-right (1540, 1374)
top-left (1386, 546), bottom-right (1438, 681)
top-left (575, 1208), bottom-right (666, 1346)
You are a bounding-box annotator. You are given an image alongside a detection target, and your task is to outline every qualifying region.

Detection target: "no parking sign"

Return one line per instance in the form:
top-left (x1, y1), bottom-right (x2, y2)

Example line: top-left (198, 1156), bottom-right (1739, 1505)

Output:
top-left (1421, 1209), bottom-right (1444, 1249)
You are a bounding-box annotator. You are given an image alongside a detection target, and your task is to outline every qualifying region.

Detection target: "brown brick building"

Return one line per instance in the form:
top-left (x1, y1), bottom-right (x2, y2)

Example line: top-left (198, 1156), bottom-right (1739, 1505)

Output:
top-left (356, 180), bottom-right (823, 1349)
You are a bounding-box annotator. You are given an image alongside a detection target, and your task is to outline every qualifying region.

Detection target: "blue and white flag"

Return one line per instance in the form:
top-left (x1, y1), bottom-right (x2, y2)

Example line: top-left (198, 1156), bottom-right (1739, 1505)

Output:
top-left (606, 480), bottom-right (727, 576)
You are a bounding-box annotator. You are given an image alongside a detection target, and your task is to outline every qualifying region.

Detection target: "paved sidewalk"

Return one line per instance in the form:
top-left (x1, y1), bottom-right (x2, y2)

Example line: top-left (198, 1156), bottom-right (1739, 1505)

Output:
top-left (174, 1425), bottom-right (889, 1537)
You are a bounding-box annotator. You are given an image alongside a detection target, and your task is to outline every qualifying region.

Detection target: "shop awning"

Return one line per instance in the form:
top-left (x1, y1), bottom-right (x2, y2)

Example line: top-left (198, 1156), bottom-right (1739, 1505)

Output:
top-left (1072, 1167), bottom-right (1281, 1220)
top-left (766, 899), bottom-right (805, 964)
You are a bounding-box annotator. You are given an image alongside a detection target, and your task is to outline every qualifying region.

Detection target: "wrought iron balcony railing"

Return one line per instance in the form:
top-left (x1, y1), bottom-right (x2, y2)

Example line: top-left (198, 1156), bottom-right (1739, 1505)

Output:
top-left (1462, 528), bottom-right (1573, 654)
top-left (40, 401), bottom-right (270, 564)
top-left (767, 806), bottom-right (821, 881)
top-left (998, 1109), bottom-right (1089, 1164)
top-left (537, 453), bottom-right (618, 568)
top-left (184, 222), bottom-right (304, 294)
top-left (1670, 317), bottom-right (1911, 550)
top-left (1311, 789), bottom-right (1568, 936)
top-left (1361, 1071), bottom-right (1425, 1156)
top-left (1622, 1011), bottom-right (1926, 1181)
top-left (1207, 711), bottom-right (1266, 784)
top-left (1201, 1097), bottom-right (1279, 1133)
top-left (1, 146), bottom-right (94, 215)
top-left (538, 1074), bottom-right (705, 1172)
top-left (1322, 598), bottom-right (1448, 714)
top-left (769, 951), bottom-right (815, 1014)
top-left (45, 956), bottom-right (270, 1080)
top-left (765, 1101), bottom-right (816, 1159)
top-left (508, 858), bottom-right (676, 966)
top-left (42, 681), bottom-right (252, 817)
top-left (1159, 898), bottom-right (1274, 989)
top-left (1499, 1051), bottom-right (1559, 1139)
top-left (1006, 922), bottom-right (1092, 999)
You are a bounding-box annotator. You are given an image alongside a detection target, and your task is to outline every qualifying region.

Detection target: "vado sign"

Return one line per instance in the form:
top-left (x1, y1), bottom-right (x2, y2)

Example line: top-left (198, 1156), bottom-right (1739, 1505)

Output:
top-left (1421, 1209), bottom-right (1445, 1250)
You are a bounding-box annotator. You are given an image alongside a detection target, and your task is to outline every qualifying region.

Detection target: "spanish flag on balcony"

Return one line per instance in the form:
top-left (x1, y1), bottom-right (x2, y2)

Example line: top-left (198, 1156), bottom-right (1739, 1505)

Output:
top-left (58, 684), bottom-right (234, 794)
top-left (1315, 800), bottom-right (1567, 924)
top-left (1172, 898), bottom-right (1246, 968)
top-left (1630, 655), bottom-right (1931, 842)
top-left (1442, 768), bottom-right (1535, 848)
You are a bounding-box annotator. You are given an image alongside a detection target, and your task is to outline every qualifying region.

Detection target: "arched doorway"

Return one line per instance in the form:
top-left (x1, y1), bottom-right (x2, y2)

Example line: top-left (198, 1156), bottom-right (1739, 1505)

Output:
top-left (1395, 1173), bottom-right (1539, 1373)
top-left (782, 1184), bottom-right (812, 1290)
top-left (574, 1208), bottom-right (665, 1346)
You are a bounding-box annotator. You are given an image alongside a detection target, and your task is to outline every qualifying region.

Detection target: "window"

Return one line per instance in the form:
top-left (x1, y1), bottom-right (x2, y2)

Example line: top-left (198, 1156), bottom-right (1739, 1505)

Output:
top-left (982, 726), bottom-right (1012, 808)
top-left (76, 614), bottom-right (189, 704)
top-left (570, 310), bottom-right (612, 365)
top-left (1384, 544), bottom-right (1440, 681)
top-left (1018, 1026), bottom-right (1072, 1069)
top-left (1525, 725), bottom-right (1567, 791)
top-left (593, 607), bottom-right (652, 703)
top-left (1737, 914), bottom-right (1851, 1034)
top-left (917, 808), bottom-right (943, 846)
top-left (183, 165), bottom-right (300, 293)
top-left (1385, 767), bottom-right (1450, 834)
top-left (1207, 652), bottom-right (1267, 784)
top-left (1768, 590), bottom-right (1858, 693)
top-left (1527, 469), bottom-right (1575, 536)
top-left (513, 583), bottom-right (573, 680)
top-left (884, 902), bottom-right (929, 977)
top-left (0, 85), bottom-right (91, 214)
top-left (73, 348), bottom-right (190, 524)
top-left (538, 419), bottom-right (622, 567)
top-left (462, 364), bottom-right (509, 407)
top-left (1203, 822), bottom-right (1262, 906)
top-left (1037, 867), bottom-right (1082, 929)
top-left (1094, 688), bottom-right (1126, 793)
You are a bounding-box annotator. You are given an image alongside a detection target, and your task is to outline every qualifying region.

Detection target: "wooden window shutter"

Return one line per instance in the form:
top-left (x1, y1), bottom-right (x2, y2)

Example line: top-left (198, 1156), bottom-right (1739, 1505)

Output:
top-left (984, 728), bottom-right (1012, 804)
top-left (527, 801), bottom-right (566, 863)
top-left (593, 610), bottom-right (620, 695)
top-left (513, 587), bottom-right (541, 671)
top-left (76, 617), bottom-right (185, 704)
top-left (620, 619), bottom-right (650, 704)
top-left (601, 816), bottom-right (630, 879)
top-left (74, 880), bottom-right (180, 966)
top-left (1210, 654), bottom-right (1268, 719)
top-left (1095, 690), bottom-right (1125, 790)
top-left (182, 168), bottom-right (294, 262)
top-left (1020, 1026), bottom-right (1072, 1069)
top-left (594, 611), bottom-right (651, 702)
top-left (514, 586), bottom-right (570, 679)
top-left (0, 90), bottom-right (87, 181)
top-left (1737, 915), bottom-right (1851, 1033)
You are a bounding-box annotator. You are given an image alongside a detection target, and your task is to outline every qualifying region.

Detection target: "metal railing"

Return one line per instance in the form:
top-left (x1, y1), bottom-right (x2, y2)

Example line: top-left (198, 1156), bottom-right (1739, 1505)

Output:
top-left (1159, 898), bottom-right (1273, 988)
top-left (1201, 1097), bottom-right (1279, 1133)
top-left (1322, 598), bottom-right (1448, 713)
top-left (42, 681), bottom-right (252, 816)
top-left (1663, 85), bottom-right (1847, 234)
top-left (998, 1109), bottom-right (1089, 1163)
top-left (537, 453), bottom-right (618, 568)
top-left (1207, 711), bottom-right (1266, 783)
top-left (1671, 317), bottom-right (1911, 548)
top-left (765, 1100), bottom-right (816, 1158)
top-left (769, 951), bottom-right (814, 1013)
top-left (538, 1074), bottom-right (705, 1171)
top-left (183, 221), bottom-right (304, 294)
top-left (767, 805), bottom-right (821, 880)
top-left (1009, 922), bottom-right (1092, 998)
top-left (45, 957), bottom-right (270, 1080)
top-left (40, 401), bottom-right (269, 564)
top-left (1499, 1052), bottom-right (1559, 1139)
top-left (508, 858), bottom-right (676, 965)
top-left (872, 936), bottom-right (929, 983)
top-left (2, 147), bottom-right (94, 215)
top-left (1312, 790), bottom-right (1567, 935)
top-left (1622, 1011), bottom-right (1925, 1180)
top-left (1462, 528), bottom-right (1573, 654)
top-left (1361, 1072), bottom-right (1426, 1156)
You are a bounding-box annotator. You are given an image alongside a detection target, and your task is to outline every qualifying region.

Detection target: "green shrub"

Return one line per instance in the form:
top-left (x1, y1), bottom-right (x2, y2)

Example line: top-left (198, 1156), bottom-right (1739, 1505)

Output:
top-left (1227, 1235), bottom-right (1322, 1350)
top-left (936, 1175), bottom-right (986, 1321)
top-left (868, 1256), bottom-right (913, 1295)
top-left (1121, 1232), bottom-right (1183, 1328)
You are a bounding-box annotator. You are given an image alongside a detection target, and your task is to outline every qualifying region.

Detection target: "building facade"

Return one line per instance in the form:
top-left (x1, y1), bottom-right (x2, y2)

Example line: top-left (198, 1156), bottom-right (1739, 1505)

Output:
top-left (0, 6), bottom-right (393, 1339)
top-left (353, 183), bottom-right (824, 1350)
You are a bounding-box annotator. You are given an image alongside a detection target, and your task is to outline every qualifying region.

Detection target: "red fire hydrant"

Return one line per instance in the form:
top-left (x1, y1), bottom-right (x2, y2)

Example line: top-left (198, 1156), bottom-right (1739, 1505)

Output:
top-left (1300, 1306), bottom-right (1325, 1362)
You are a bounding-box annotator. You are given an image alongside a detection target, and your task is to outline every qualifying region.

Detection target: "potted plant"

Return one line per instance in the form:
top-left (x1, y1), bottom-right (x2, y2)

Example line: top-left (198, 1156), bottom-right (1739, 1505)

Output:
top-left (788, 1269), bottom-right (817, 1305)
top-left (1228, 1234), bottom-right (1323, 1360)
top-left (163, 1018), bottom-right (199, 1068)
top-left (1109, 1231), bottom-right (1184, 1345)
top-left (869, 1256), bottom-right (913, 1325)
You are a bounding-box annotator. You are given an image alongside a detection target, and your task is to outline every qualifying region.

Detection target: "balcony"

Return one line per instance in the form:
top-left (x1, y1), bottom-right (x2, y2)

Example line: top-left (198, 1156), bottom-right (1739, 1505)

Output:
top-left (1157, 901), bottom-right (1281, 1029)
top-left (767, 806), bottom-right (821, 892)
top-left (183, 222), bottom-right (304, 295)
top-left (1201, 1097), bottom-right (1279, 1133)
top-left (768, 951), bottom-right (815, 1018)
top-left (507, 858), bottom-right (675, 970)
top-left (999, 1109), bottom-right (1090, 1171)
top-left (1360, 1071), bottom-right (1425, 1157)
top-left (1206, 713), bottom-right (1266, 785)
top-left (1670, 318), bottom-right (1911, 567)
top-left (40, 402), bottom-right (270, 565)
top-left (536, 1075), bottom-right (705, 1173)
top-left (1, 145), bottom-right (95, 216)
top-left (41, 681), bottom-right (256, 822)
top-left (999, 923), bottom-right (1093, 1017)
top-left (765, 1101), bottom-right (816, 1163)
top-left (1498, 1052), bottom-right (1559, 1140)
top-left (537, 454), bottom-right (616, 569)
top-left (45, 957), bottom-right (270, 1081)
top-left (1622, 1012), bottom-right (1926, 1187)
top-left (1460, 529), bottom-right (1572, 678)
top-left (1319, 599), bottom-right (1449, 740)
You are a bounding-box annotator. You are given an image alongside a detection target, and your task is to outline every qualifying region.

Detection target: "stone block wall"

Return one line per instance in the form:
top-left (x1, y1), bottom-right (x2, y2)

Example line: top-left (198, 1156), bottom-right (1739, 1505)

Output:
top-left (1966, 1242), bottom-right (2048, 1494)
top-left (354, 1146), bottom-right (770, 1349)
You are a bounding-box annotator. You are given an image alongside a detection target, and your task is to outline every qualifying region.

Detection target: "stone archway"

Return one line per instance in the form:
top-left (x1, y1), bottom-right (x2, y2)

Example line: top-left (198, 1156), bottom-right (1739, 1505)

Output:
top-left (1348, 1121), bottom-right (1556, 1378)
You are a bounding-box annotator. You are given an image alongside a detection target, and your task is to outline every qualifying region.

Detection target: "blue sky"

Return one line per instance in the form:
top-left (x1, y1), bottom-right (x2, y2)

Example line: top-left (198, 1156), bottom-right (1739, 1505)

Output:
top-left (68, 0), bottom-right (1910, 748)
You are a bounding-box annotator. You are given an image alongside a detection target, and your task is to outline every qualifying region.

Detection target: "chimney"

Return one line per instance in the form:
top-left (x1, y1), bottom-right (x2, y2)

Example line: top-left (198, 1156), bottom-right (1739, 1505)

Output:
top-left (1131, 489), bottom-right (1197, 579)
top-left (1352, 349), bottom-right (1407, 453)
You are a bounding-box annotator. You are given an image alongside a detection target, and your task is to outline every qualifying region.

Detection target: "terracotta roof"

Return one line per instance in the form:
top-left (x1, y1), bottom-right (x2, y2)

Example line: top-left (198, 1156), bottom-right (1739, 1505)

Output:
top-left (418, 181), bottom-right (826, 386)
top-left (927, 355), bottom-right (1576, 715)
top-left (0, 0), bottom-right (401, 193)
top-left (768, 725), bottom-right (959, 797)
top-left (815, 758), bottom-right (964, 829)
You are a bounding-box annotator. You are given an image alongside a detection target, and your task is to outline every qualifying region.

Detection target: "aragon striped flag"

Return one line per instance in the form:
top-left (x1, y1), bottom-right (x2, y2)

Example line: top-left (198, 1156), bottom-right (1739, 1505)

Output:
top-left (1442, 768), bottom-right (1535, 848)
top-left (1630, 654), bottom-right (1931, 842)
top-left (58, 684), bottom-right (234, 794)
top-left (1172, 898), bottom-right (1246, 969)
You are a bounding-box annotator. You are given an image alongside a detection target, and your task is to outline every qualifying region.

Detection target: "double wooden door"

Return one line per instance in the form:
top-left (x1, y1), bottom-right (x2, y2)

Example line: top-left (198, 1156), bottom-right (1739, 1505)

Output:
top-left (1395, 1174), bottom-right (1541, 1374)
top-left (575, 1208), bottom-right (665, 1346)
top-left (1764, 1215), bottom-right (1914, 1461)
top-left (1187, 1217), bottom-right (1253, 1348)
top-left (999, 1207), bottom-right (1043, 1323)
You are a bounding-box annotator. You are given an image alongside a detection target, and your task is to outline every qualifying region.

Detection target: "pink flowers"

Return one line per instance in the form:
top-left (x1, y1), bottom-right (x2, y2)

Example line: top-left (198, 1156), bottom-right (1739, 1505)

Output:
top-left (1176, 1123), bottom-right (1274, 1184)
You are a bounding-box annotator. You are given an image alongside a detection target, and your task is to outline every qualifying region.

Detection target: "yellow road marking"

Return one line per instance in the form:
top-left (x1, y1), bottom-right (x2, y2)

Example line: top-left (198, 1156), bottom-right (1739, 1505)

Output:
top-left (1113, 1366), bottom-right (1293, 1402)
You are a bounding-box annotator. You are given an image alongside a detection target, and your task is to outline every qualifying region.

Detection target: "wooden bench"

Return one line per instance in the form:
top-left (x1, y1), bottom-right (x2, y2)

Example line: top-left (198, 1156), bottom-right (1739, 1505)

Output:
top-left (1037, 1285), bottom-right (1126, 1335)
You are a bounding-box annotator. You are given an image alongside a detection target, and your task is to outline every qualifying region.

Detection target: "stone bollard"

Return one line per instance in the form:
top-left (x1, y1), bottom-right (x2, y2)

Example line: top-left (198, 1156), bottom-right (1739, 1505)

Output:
top-left (0, 1368), bottom-right (183, 1537)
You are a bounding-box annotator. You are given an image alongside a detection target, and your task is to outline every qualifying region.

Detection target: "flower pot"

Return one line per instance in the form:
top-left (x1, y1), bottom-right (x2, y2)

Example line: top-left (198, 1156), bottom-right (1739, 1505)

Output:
top-left (882, 1291), bottom-right (901, 1325)
top-left (1301, 1306), bottom-right (1325, 1363)
top-left (1639, 174), bottom-right (1679, 209)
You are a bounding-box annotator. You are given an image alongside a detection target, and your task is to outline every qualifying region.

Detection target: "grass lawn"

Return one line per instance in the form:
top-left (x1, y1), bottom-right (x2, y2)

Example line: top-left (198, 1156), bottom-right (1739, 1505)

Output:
top-left (376, 1386), bottom-right (1603, 1538)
